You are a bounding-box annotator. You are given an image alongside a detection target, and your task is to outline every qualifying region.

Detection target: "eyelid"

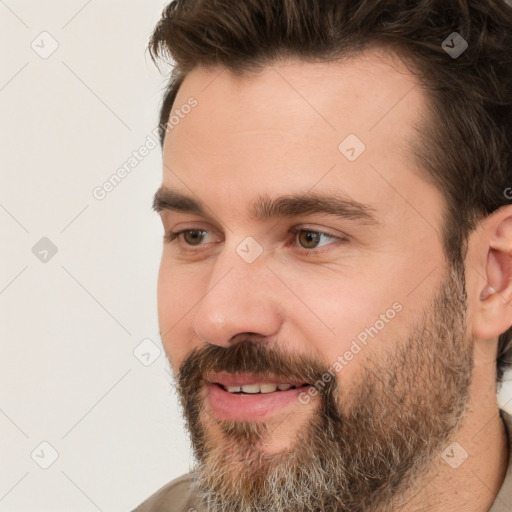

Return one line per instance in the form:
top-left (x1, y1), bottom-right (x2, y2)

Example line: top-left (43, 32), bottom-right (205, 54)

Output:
top-left (290, 224), bottom-right (349, 239)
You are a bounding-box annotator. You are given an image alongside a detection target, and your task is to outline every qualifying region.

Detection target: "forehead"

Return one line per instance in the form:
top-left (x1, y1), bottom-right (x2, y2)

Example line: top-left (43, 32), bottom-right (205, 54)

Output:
top-left (161, 51), bottom-right (443, 231)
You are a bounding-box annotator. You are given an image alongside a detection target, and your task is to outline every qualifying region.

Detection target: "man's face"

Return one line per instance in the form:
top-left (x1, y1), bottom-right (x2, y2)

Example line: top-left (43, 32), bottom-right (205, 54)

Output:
top-left (155, 51), bottom-right (474, 511)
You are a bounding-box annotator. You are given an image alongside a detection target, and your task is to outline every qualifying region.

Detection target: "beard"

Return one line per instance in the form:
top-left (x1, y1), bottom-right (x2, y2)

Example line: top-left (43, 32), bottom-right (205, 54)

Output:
top-left (173, 261), bottom-right (474, 512)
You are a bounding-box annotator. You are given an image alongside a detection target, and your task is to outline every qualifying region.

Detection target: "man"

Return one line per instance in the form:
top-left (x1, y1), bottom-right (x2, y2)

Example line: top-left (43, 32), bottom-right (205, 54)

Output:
top-left (133, 0), bottom-right (512, 510)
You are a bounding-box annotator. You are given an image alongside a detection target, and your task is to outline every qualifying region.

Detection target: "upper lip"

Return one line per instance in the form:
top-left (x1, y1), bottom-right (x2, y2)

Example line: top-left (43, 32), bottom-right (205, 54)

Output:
top-left (204, 372), bottom-right (309, 387)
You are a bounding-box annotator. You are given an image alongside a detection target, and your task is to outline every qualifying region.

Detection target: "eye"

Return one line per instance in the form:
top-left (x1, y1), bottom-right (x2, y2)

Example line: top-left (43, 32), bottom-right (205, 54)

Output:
top-left (164, 229), bottom-right (218, 247)
top-left (164, 226), bottom-right (347, 255)
top-left (289, 228), bottom-right (344, 254)
top-left (293, 229), bottom-right (337, 249)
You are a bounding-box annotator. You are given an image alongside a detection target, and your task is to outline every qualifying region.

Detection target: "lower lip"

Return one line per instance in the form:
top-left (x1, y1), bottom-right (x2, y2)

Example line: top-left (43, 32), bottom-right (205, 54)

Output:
top-left (205, 382), bottom-right (311, 421)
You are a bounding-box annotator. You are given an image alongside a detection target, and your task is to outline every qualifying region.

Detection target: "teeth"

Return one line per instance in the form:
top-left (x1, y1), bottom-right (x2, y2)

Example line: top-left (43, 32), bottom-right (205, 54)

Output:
top-left (259, 383), bottom-right (278, 393)
top-left (223, 383), bottom-right (297, 393)
top-left (240, 384), bottom-right (261, 394)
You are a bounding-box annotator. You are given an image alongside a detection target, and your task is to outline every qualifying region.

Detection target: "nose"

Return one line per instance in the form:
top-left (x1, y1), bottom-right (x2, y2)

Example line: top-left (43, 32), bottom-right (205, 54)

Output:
top-left (192, 252), bottom-right (283, 347)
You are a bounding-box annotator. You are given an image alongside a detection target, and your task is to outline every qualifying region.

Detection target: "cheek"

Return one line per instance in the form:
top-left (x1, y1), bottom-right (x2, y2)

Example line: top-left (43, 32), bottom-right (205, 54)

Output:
top-left (284, 267), bottom-right (407, 382)
top-left (157, 255), bottom-right (206, 319)
top-left (157, 262), bottom-right (206, 365)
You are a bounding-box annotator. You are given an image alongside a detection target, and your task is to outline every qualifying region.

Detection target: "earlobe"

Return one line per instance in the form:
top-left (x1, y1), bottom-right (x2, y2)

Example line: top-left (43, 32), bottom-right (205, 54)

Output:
top-left (479, 285), bottom-right (496, 302)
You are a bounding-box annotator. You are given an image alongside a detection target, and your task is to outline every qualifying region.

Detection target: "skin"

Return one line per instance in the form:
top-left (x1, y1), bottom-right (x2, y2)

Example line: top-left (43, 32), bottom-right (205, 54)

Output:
top-left (155, 49), bottom-right (512, 511)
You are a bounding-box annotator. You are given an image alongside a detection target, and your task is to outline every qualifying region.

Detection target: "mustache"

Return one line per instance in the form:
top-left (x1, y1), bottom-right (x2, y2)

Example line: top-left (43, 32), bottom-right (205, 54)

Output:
top-left (176, 339), bottom-right (335, 390)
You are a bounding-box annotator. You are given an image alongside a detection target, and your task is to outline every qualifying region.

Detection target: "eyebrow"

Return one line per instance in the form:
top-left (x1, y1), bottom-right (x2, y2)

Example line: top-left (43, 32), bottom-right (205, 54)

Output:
top-left (152, 186), bottom-right (379, 226)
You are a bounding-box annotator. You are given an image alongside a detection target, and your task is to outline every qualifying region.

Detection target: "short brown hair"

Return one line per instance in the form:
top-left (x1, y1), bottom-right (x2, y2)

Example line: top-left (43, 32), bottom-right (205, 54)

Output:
top-left (148, 0), bottom-right (512, 385)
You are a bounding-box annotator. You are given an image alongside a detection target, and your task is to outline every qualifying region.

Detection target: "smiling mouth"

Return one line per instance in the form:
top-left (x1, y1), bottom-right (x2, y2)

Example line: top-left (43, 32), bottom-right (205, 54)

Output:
top-left (213, 382), bottom-right (311, 394)
top-left (204, 373), bottom-right (315, 421)
top-left (204, 371), bottom-right (312, 395)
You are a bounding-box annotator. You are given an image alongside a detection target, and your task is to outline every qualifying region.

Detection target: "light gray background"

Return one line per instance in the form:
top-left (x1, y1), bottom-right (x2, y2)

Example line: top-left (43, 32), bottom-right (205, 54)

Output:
top-left (1, 1), bottom-right (511, 511)
top-left (1, 1), bottom-right (192, 511)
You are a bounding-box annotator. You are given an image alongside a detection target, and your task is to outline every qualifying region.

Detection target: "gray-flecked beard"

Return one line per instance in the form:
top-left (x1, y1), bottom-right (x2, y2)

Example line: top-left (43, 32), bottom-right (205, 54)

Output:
top-left (174, 262), bottom-right (473, 512)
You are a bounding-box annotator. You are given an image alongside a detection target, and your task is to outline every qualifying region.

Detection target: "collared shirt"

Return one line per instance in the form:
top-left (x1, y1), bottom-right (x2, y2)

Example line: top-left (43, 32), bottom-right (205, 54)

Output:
top-left (489, 408), bottom-right (512, 512)
top-left (132, 409), bottom-right (512, 512)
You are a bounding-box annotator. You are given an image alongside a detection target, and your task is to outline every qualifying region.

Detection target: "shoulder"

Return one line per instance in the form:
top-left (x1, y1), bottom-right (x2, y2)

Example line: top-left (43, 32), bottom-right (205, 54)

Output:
top-left (489, 409), bottom-right (512, 512)
top-left (131, 473), bottom-right (205, 512)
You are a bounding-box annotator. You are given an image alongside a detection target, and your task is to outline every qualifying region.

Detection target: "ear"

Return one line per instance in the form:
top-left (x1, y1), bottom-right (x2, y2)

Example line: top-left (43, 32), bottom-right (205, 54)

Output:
top-left (472, 207), bottom-right (512, 340)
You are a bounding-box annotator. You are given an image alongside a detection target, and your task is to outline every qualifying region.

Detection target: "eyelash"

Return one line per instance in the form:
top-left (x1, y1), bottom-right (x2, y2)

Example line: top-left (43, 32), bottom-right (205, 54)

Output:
top-left (164, 227), bottom-right (347, 256)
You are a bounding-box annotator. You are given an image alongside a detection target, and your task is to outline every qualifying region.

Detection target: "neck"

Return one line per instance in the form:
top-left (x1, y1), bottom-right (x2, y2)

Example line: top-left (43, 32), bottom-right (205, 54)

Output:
top-left (390, 381), bottom-right (509, 511)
